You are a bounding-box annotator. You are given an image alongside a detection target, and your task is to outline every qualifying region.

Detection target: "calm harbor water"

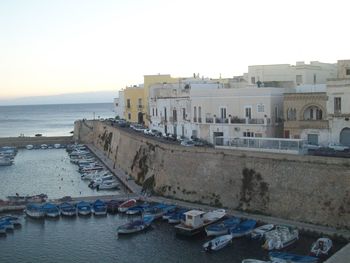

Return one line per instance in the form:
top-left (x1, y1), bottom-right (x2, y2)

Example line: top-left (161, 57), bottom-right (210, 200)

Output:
top-left (0, 149), bottom-right (345, 262)
top-left (0, 103), bottom-right (114, 137)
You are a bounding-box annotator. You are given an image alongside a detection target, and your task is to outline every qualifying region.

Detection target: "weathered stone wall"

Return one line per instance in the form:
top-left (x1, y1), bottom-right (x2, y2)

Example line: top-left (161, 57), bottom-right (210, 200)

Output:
top-left (77, 120), bottom-right (350, 229)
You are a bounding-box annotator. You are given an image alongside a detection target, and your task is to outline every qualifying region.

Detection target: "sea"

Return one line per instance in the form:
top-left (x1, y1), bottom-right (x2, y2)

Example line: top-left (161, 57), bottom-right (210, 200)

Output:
top-left (0, 103), bottom-right (114, 137)
top-left (0, 103), bottom-right (345, 262)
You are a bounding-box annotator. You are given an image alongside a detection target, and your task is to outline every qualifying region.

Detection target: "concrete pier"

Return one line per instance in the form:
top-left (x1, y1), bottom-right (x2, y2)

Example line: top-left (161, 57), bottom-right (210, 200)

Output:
top-left (0, 136), bottom-right (74, 148)
top-left (325, 243), bottom-right (350, 263)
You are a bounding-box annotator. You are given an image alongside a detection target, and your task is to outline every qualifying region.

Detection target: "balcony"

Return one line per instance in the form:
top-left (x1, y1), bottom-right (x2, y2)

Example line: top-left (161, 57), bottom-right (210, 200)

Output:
top-left (230, 117), bottom-right (246, 124)
top-left (215, 118), bottom-right (229, 124)
top-left (247, 118), bottom-right (265, 124)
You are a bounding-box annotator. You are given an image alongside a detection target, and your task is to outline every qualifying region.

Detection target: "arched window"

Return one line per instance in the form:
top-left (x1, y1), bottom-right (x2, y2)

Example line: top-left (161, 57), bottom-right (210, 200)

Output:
top-left (303, 106), bottom-right (323, 120)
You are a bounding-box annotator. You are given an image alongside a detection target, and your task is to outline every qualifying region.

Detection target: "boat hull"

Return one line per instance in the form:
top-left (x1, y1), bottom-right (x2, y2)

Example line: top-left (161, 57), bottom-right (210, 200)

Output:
top-left (25, 210), bottom-right (45, 219)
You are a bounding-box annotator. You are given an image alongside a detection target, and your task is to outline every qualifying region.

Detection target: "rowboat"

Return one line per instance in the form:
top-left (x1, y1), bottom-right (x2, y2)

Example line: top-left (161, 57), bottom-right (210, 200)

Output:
top-left (203, 234), bottom-right (233, 252)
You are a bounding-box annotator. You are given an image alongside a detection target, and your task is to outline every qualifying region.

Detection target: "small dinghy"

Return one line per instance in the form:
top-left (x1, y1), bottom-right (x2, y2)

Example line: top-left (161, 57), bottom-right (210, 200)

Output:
top-left (59, 202), bottom-right (77, 216)
top-left (117, 215), bottom-right (154, 234)
top-left (42, 203), bottom-right (60, 218)
top-left (93, 199), bottom-right (107, 216)
top-left (77, 201), bottom-right (92, 216)
top-left (269, 251), bottom-right (318, 263)
top-left (310, 237), bottom-right (332, 257)
top-left (251, 224), bottom-right (274, 239)
top-left (230, 219), bottom-right (257, 238)
top-left (118, 199), bottom-right (137, 212)
top-left (203, 234), bottom-right (233, 252)
top-left (205, 217), bottom-right (241, 236)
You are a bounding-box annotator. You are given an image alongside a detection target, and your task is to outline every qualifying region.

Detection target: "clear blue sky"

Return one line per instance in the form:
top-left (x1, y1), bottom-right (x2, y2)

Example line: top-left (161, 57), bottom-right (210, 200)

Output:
top-left (0, 0), bottom-right (349, 99)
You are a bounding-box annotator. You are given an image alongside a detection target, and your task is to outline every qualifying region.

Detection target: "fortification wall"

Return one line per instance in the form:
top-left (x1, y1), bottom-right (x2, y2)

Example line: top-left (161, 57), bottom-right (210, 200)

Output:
top-left (77, 120), bottom-right (350, 229)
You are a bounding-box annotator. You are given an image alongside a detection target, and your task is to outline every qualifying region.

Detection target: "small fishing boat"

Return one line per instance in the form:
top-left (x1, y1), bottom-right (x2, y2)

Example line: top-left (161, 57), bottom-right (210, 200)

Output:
top-left (106, 200), bottom-right (122, 213)
top-left (96, 180), bottom-right (119, 190)
top-left (42, 203), bottom-right (60, 218)
top-left (59, 202), bottom-right (77, 216)
top-left (40, 144), bottom-right (48, 149)
top-left (0, 219), bottom-right (14, 231)
top-left (205, 217), bottom-right (241, 236)
top-left (168, 210), bottom-right (187, 224)
top-left (117, 215), bottom-right (154, 234)
top-left (126, 203), bottom-right (151, 215)
top-left (203, 234), bottom-right (233, 252)
top-left (251, 224), bottom-right (274, 239)
top-left (143, 204), bottom-right (177, 220)
top-left (76, 201), bottom-right (92, 216)
top-left (93, 199), bottom-right (107, 216)
top-left (118, 199), bottom-right (137, 212)
top-left (263, 225), bottom-right (299, 250)
top-left (25, 204), bottom-right (45, 218)
top-left (310, 237), bottom-right (332, 257)
top-left (241, 260), bottom-right (270, 263)
top-left (175, 209), bottom-right (226, 236)
top-left (269, 251), bottom-right (318, 263)
top-left (0, 215), bottom-right (21, 226)
top-left (230, 219), bottom-right (257, 238)
top-left (26, 144), bottom-right (34, 150)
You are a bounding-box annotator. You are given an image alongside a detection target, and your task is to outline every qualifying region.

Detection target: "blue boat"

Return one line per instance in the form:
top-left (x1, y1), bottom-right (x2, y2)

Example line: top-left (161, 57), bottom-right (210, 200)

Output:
top-left (230, 219), bottom-right (256, 238)
top-left (167, 209), bottom-right (188, 224)
top-left (143, 204), bottom-right (176, 219)
top-left (126, 203), bottom-right (151, 215)
top-left (0, 215), bottom-right (21, 226)
top-left (42, 203), bottom-right (60, 218)
top-left (25, 204), bottom-right (45, 219)
top-left (117, 215), bottom-right (154, 234)
top-left (269, 252), bottom-right (319, 263)
top-left (77, 201), bottom-right (92, 216)
top-left (59, 202), bottom-right (77, 216)
top-left (0, 220), bottom-right (14, 231)
top-left (205, 217), bottom-right (241, 236)
top-left (93, 199), bottom-right (107, 216)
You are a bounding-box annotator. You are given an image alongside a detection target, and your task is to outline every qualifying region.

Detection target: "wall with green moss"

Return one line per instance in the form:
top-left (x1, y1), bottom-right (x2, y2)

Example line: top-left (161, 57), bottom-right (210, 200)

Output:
top-left (77, 120), bottom-right (350, 229)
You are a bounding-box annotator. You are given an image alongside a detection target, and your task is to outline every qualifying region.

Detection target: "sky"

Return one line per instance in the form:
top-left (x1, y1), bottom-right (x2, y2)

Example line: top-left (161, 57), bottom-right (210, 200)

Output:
top-left (0, 0), bottom-right (349, 101)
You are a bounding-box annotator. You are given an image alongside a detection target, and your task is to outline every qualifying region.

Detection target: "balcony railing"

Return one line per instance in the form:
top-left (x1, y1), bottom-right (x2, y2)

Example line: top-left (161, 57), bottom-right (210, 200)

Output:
top-left (230, 117), bottom-right (246, 124)
top-left (206, 117), bottom-right (213, 123)
top-left (215, 118), bottom-right (229, 123)
top-left (247, 118), bottom-right (265, 124)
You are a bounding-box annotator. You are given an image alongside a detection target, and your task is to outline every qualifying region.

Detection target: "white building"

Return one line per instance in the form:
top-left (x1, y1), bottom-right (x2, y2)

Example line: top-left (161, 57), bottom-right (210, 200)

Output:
top-left (114, 90), bottom-right (125, 119)
top-left (327, 60), bottom-right (350, 146)
top-left (248, 61), bottom-right (337, 87)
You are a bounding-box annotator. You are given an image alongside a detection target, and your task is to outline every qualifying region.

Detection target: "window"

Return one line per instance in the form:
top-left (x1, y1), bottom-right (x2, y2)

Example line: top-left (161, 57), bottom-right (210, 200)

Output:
top-left (296, 75), bottom-right (303, 85)
top-left (243, 131), bottom-right (254, 137)
top-left (138, 98), bottom-right (142, 108)
top-left (274, 106), bottom-right (279, 122)
top-left (334, 97), bottom-right (341, 113)
top-left (198, 106), bottom-right (202, 122)
top-left (164, 107), bottom-right (167, 121)
top-left (173, 109), bottom-right (177, 122)
top-left (257, 104), bottom-right (265, 113)
top-left (128, 113), bottom-right (131, 120)
top-left (152, 108), bottom-right (154, 116)
top-left (313, 74), bottom-right (317, 84)
top-left (220, 107), bottom-right (226, 119)
top-left (316, 109), bottom-right (322, 120)
top-left (156, 108), bottom-right (158, 117)
top-left (251, 77), bottom-right (255, 84)
top-left (193, 106), bottom-right (197, 122)
top-left (182, 108), bottom-right (186, 120)
top-left (127, 99), bottom-right (131, 108)
top-left (346, 69), bottom-right (350, 75)
top-left (245, 107), bottom-right (251, 119)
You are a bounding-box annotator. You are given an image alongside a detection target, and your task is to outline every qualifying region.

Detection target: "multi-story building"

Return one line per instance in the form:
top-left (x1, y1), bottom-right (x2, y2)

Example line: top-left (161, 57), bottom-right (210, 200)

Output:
top-left (248, 61), bottom-right (337, 87)
top-left (123, 85), bottom-right (145, 123)
top-left (114, 90), bottom-right (125, 119)
top-left (327, 60), bottom-right (350, 146)
top-left (283, 85), bottom-right (329, 146)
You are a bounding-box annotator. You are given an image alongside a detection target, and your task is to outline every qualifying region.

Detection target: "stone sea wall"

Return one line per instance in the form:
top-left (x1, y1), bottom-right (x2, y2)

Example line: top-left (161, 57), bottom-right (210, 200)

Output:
top-left (0, 136), bottom-right (73, 148)
top-left (76, 120), bottom-right (350, 229)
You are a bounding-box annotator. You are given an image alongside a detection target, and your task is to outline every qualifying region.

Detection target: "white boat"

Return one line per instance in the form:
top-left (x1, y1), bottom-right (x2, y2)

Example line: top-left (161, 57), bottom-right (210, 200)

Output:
top-left (263, 225), bottom-right (299, 250)
top-left (96, 180), bottom-right (119, 190)
top-left (175, 209), bottom-right (226, 236)
top-left (54, 144), bottom-right (61, 149)
top-left (89, 175), bottom-right (115, 188)
top-left (310, 237), bottom-right (332, 257)
top-left (203, 234), bottom-right (233, 252)
top-left (242, 260), bottom-right (271, 263)
top-left (25, 204), bottom-right (45, 219)
top-left (251, 224), bottom-right (274, 239)
top-left (40, 144), bottom-right (48, 149)
top-left (81, 172), bottom-right (110, 181)
top-left (26, 145), bottom-right (34, 150)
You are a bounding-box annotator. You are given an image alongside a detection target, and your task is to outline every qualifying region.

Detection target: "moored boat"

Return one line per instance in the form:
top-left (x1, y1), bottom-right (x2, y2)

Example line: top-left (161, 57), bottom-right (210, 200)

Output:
top-left (0, 219), bottom-right (14, 231)
top-left (106, 200), bottom-right (122, 213)
top-left (126, 203), bottom-right (151, 215)
top-left (263, 225), bottom-right (299, 250)
top-left (25, 204), bottom-right (45, 218)
top-left (118, 199), bottom-right (137, 212)
top-left (168, 209), bottom-right (188, 224)
top-left (42, 203), bottom-right (60, 218)
top-left (93, 199), bottom-right (107, 215)
top-left (143, 204), bottom-right (177, 220)
top-left (117, 215), bottom-right (154, 235)
top-left (96, 180), bottom-right (119, 190)
top-left (59, 202), bottom-right (77, 216)
top-left (205, 217), bottom-right (241, 236)
top-left (26, 145), bottom-right (34, 150)
top-left (310, 237), bottom-right (332, 257)
top-left (76, 201), bottom-right (92, 216)
top-left (203, 234), bottom-right (233, 252)
top-left (269, 251), bottom-right (318, 263)
top-left (230, 219), bottom-right (257, 238)
top-left (174, 209), bottom-right (226, 236)
top-left (251, 224), bottom-right (274, 239)
top-left (0, 215), bottom-right (21, 226)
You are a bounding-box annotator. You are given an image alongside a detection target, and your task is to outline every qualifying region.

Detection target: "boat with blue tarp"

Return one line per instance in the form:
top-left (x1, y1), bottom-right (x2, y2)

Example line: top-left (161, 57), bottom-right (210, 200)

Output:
top-left (205, 217), bottom-right (241, 236)
top-left (269, 251), bottom-right (319, 263)
top-left (77, 201), bottom-right (92, 216)
top-left (25, 203), bottom-right (45, 218)
top-left (117, 215), bottom-right (154, 234)
top-left (59, 202), bottom-right (77, 216)
top-left (42, 203), bottom-right (60, 218)
top-left (230, 219), bottom-right (256, 238)
top-left (93, 199), bottom-right (107, 215)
